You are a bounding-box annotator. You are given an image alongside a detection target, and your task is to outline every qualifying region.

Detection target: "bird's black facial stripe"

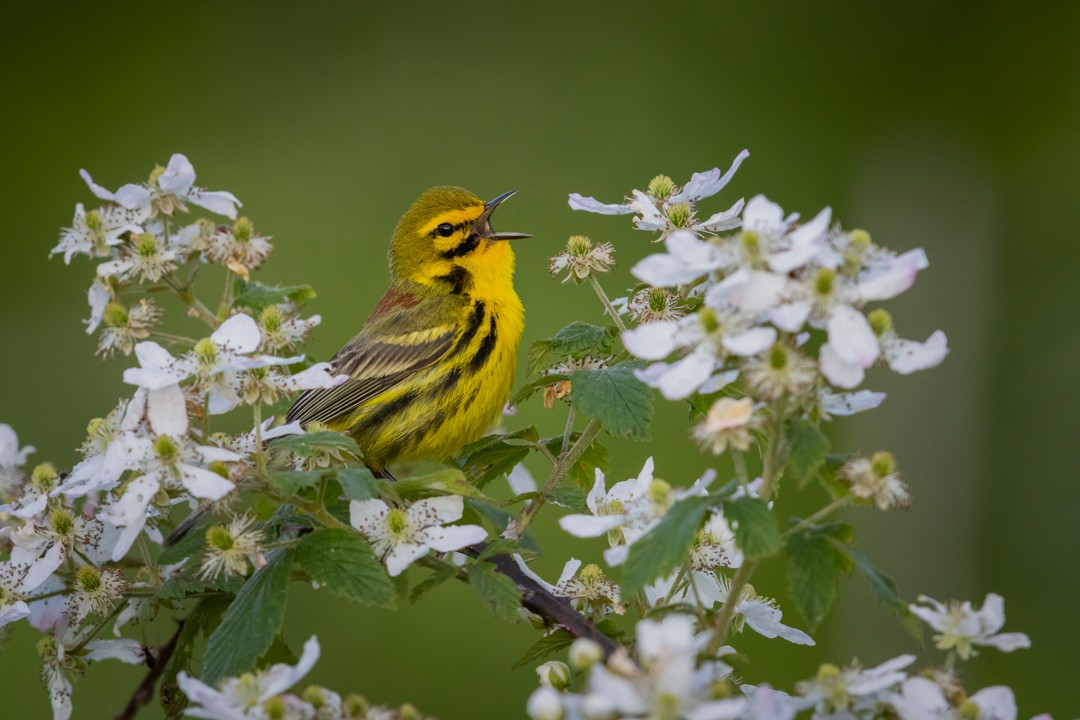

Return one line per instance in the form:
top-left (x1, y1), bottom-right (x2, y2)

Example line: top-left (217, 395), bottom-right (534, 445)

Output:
top-left (439, 232), bottom-right (480, 259)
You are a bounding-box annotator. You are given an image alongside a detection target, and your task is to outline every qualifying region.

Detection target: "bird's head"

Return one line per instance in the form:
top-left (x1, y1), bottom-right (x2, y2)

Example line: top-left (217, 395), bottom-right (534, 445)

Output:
top-left (389, 186), bottom-right (530, 297)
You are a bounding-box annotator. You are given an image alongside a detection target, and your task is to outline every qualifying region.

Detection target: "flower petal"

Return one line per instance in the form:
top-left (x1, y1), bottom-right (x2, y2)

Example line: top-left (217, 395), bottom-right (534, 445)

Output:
top-left (158, 154), bottom-right (196, 193)
top-left (147, 384), bottom-right (188, 436)
top-left (821, 389), bottom-right (886, 415)
top-left (657, 347), bottom-right (715, 400)
top-left (885, 330), bottom-right (948, 374)
top-left (211, 314), bottom-right (261, 353)
top-left (827, 305), bottom-right (880, 367)
top-left (769, 206), bottom-right (831, 273)
top-left (559, 514), bottom-right (625, 538)
top-left (621, 320), bottom-right (679, 360)
top-left (421, 523), bottom-right (487, 552)
top-left (722, 326), bottom-right (777, 356)
top-left (384, 541), bottom-right (429, 576)
top-left (567, 193), bottom-right (631, 215)
top-left (857, 248), bottom-right (928, 301)
top-left (671, 149), bottom-right (750, 203)
top-left (705, 269), bottom-right (787, 313)
top-left (769, 301), bottom-right (812, 333)
top-left (180, 465), bottom-right (235, 500)
top-left (820, 342), bottom-right (865, 389)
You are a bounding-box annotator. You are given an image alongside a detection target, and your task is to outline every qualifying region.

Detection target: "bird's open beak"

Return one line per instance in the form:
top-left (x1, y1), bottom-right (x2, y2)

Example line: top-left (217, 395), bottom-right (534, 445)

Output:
top-left (476, 190), bottom-right (532, 241)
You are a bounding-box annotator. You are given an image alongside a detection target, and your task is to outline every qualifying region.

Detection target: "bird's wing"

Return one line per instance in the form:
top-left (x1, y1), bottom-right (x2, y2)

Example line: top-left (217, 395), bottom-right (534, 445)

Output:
top-left (285, 292), bottom-right (466, 427)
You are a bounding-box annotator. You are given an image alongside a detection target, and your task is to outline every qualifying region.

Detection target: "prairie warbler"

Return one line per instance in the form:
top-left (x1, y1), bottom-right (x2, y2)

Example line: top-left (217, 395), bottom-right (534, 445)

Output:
top-left (286, 187), bottom-right (529, 472)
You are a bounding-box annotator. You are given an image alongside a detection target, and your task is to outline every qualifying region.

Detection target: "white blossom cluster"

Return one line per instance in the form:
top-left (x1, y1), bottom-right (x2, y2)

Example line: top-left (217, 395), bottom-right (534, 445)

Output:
top-left (0, 155), bottom-right (359, 719)
top-left (568, 152), bottom-right (947, 445)
top-left (526, 594), bottom-right (1034, 720)
top-left (179, 636), bottom-right (434, 719)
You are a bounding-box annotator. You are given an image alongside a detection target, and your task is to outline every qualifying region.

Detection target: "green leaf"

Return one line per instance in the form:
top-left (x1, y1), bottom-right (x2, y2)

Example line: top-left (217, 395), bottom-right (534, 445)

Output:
top-left (296, 529), bottom-right (395, 609)
top-left (409, 563), bottom-right (458, 604)
top-left (723, 496), bottom-right (781, 560)
top-left (233, 280), bottom-right (317, 312)
top-left (786, 525), bottom-right (850, 628)
top-left (528, 322), bottom-right (616, 373)
top-left (336, 466), bottom-right (379, 500)
top-left (547, 485), bottom-right (587, 512)
top-left (571, 361), bottom-right (654, 441)
top-left (844, 546), bottom-right (907, 615)
top-left (511, 629), bottom-right (576, 669)
top-left (457, 429), bottom-right (535, 488)
top-left (623, 494), bottom-right (715, 594)
top-left (786, 418), bottom-right (830, 487)
top-left (394, 467), bottom-right (488, 501)
top-left (157, 524), bottom-right (208, 565)
top-left (474, 538), bottom-right (528, 562)
top-left (467, 562), bottom-right (521, 621)
top-left (202, 547), bottom-right (295, 684)
top-left (269, 431), bottom-right (360, 458)
top-left (269, 470), bottom-right (326, 496)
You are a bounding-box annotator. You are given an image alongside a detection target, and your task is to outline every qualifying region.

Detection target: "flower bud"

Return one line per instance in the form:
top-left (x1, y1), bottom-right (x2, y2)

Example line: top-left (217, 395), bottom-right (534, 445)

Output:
top-left (397, 703), bottom-right (420, 720)
top-left (536, 661), bottom-right (572, 690)
top-left (867, 308), bottom-right (893, 336)
top-left (568, 638), bottom-right (603, 670)
top-left (31, 463), bottom-right (58, 491)
top-left (666, 202), bottom-right (692, 228)
top-left (526, 687), bottom-right (564, 720)
top-left (344, 694), bottom-right (369, 718)
top-left (261, 696), bottom-right (287, 720)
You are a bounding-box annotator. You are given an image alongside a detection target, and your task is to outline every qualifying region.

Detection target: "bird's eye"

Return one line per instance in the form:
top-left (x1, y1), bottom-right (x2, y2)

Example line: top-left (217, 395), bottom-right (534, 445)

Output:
top-left (436, 223), bottom-right (455, 238)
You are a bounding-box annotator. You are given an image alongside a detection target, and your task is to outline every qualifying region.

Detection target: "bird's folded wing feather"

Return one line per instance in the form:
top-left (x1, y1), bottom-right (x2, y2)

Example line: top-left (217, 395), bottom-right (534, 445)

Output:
top-left (285, 294), bottom-right (463, 427)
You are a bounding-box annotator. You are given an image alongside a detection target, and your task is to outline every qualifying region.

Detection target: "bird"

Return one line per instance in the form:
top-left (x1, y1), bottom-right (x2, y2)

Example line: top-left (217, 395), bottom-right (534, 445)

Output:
top-left (286, 186), bottom-right (530, 475)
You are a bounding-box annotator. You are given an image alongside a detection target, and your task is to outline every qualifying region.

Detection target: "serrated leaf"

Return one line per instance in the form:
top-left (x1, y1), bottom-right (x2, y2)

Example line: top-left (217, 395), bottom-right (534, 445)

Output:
top-left (512, 629), bottom-right (576, 669)
top-left (571, 362), bottom-right (654, 441)
top-left (723, 496), bottom-right (781, 559)
top-left (786, 528), bottom-right (848, 629)
top-left (528, 322), bottom-right (615, 373)
top-left (623, 494), bottom-right (715, 594)
top-left (233, 280), bottom-right (317, 312)
top-left (336, 467), bottom-right (378, 500)
top-left (296, 529), bottom-right (395, 609)
top-left (457, 431), bottom-right (533, 488)
top-left (467, 562), bottom-right (520, 621)
top-left (475, 538), bottom-right (526, 562)
top-left (269, 431), bottom-right (360, 458)
top-left (786, 418), bottom-right (830, 487)
top-left (409, 564), bottom-right (458, 604)
top-left (269, 470), bottom-right (326, 496)
top-left (157, 524), bottom-right (208, 565)
top-left (844, 546), bottom-right (907, 615)
top-left (394, 467), bottom-right (487, 501)
top-left (202, 547), bottom-right (295, 684)
top-left (547, 485), bottom-right (587, 512)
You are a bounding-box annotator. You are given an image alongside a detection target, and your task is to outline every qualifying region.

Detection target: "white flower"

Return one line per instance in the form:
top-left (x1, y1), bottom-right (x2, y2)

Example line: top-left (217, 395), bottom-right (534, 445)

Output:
top-left (81, 153), bottom-right (241, 220)
top-left (349, 495), bottom-right (487, 576)
top-left (819, 389), bottom-right (886, 417)
top-left (51, 202), bottom-right (148, 264)
top-left (236, 363), bottom-right (348, 406)
top-left (66, 565), bottom-right (126, 623)
top-left (124, 314), bottom-right (302, 415)
top-left (628, 286), bottom-right (684, 324)
top-left (739, 195), bottom-right (833, 273)
top-left (580, 615), bottom-right (740, 720)
top-left (840, 452), bottom-right (910, 511)
top-left (257, 305), bottom-right (321, 354)
top-left (95, 298), bottom-right (164, 357)
top-left (198, 513), bottom-right (267, 582)
top-left (2, 509), bottom-right (102, 591)
top-left (631, 229), bottom-right (736, 287)
top-left (692, 397), bottom-right (759, 455)
top-left (909, 593), bottom-right (1031, 660)
top-left (552, 558), bottom-right (624, 616)
top-left (102, 433), bottom-right (240, 561)
top-left (889, 676), bottom-right (1017, 720)
top-left (697, 576), bottom-right (814, 646)
top-left (96, 231), bottom-right (178, 283)
top-left (549, 235), bottom-right (615, 283)
top-left (559, 458), bottom-right (714, 566)
top-left (178, 636), bottom-right (320, 720)
top-left (38, 632), bottom-right (147, 720)
top-left (205, 217), bottom-right (273, 274)
top-left (796, 654), bottom-right (915, 714)
top-left (570, 150), bottom-right (749, 241)
top-left (0, 423), bottom-right (35, 500)
top-left (527, 686), bottom-right (565, 720)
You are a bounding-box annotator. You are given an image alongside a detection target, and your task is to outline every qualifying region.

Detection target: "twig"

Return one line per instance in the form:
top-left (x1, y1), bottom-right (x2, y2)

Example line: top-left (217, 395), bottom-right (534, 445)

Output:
top-left (115, 619), bottom-right (185, 720)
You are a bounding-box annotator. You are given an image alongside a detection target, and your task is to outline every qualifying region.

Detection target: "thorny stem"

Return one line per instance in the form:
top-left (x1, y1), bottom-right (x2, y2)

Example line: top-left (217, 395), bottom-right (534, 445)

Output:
top-left (71, 599), bottom-right (130, 654)
top-left (782, 496), bottom-right (853, 539)
top-left (164, 274), bottom-right (218, 328)
top-left (589, 273), bottom-right (628, 333)
top-left (709, 403), bottom-right (787, 652)
top-left (503, 419), bottom-right (602, 541)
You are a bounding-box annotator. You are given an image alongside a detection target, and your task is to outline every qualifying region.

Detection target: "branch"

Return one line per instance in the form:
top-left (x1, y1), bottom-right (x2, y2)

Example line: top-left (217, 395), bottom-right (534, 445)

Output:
top-left (115, 619), bottom-right (185, 720)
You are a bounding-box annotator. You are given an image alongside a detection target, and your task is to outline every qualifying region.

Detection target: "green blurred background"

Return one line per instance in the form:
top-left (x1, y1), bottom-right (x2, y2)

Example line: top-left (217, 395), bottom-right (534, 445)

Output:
top-left (2, 1), bottom-right (1078, 717)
